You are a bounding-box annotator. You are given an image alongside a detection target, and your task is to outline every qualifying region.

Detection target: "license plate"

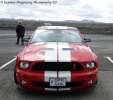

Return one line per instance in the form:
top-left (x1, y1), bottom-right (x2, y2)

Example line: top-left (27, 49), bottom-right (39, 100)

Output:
top-left (50, 78), bottom-right (66, 86)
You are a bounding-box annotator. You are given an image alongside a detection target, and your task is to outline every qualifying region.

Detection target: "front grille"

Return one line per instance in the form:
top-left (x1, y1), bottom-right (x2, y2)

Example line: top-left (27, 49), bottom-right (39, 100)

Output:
top-left (31, 62), bottom-right (84, 71)
top-left (31, 81), bottom-right (84, 88)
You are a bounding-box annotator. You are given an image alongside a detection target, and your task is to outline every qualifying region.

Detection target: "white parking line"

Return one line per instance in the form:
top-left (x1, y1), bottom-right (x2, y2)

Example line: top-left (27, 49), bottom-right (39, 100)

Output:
top-left (0, 58), bottom-right (16, 70)
top-left (104, 57), bottom-right (113, 63)
top-left (0, 34), bottom-right (7, 36)
top-left (0, 34), bottom-right (31, 36)
top-left (0, 34), bottom-right (16, 36)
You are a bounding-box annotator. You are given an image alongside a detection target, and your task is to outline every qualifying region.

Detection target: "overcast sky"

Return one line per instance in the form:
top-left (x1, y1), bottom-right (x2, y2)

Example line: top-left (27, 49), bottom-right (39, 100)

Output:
top-left (0, 0), bottom-right (113, 23)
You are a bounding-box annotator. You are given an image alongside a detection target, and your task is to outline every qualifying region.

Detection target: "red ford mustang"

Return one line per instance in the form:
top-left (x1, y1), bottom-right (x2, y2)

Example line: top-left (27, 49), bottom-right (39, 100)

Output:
top-left (14, 26), bottom-right (98, 91)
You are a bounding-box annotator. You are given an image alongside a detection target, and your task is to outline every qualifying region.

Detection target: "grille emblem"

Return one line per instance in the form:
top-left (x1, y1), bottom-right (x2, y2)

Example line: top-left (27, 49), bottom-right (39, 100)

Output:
top-left (73, 64), bottom-right (76, 69)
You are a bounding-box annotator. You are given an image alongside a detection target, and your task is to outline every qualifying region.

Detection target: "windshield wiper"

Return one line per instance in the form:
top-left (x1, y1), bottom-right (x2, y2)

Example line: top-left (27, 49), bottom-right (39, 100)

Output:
top-left (66, 32), bottom-right (77, 36)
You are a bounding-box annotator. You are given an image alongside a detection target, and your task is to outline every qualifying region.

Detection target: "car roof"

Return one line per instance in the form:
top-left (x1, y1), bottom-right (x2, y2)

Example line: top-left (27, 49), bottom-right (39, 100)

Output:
top-left (37, 26), bottom-right (78, 30)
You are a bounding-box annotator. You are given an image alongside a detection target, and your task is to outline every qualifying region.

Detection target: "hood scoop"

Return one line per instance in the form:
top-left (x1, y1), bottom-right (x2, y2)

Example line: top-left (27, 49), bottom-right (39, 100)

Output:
top-left (40, 48), bottom-right (54, 50)
top-left (62, 48), bottom-right (75, 51)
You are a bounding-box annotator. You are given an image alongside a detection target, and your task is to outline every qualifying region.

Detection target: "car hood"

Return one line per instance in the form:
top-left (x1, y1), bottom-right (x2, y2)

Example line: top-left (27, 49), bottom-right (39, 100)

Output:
top-left (19, 42), bottom-right (95, 62)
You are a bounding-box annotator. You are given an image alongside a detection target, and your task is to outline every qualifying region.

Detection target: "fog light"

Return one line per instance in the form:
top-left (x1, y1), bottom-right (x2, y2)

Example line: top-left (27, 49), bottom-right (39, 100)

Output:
top-left (22, 80), bottom-right (27, 85)
top-left (88, 80), bottom-right (93, 84)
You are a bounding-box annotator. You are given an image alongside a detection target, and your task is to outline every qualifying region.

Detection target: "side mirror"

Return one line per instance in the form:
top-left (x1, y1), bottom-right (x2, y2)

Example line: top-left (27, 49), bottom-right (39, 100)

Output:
top-left (23, 37), bottom-right (30, 42)
top-left (84, 38), bottom-right (91, 42)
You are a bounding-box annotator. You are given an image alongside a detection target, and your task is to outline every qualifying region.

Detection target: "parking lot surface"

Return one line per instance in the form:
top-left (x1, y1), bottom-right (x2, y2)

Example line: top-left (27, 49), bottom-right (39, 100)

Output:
top-left (0, 30), bottom-right (113, 100)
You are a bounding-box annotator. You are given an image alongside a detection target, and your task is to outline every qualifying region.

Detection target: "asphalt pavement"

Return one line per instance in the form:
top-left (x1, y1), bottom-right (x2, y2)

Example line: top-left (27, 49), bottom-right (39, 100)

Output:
top-left (0, 30), bottom-right (113, 100)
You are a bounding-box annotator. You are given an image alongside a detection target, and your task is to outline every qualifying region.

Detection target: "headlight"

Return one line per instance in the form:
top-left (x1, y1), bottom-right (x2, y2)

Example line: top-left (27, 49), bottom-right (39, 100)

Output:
top-left (19, 62), bottom-right (30, 69)
top-left (85, 62), bottom-right (96, 69)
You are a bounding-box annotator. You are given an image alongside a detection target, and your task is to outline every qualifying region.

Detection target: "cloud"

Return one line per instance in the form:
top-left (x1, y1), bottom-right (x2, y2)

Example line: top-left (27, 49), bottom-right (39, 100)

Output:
top-left (0, 0), bottom-right (113, 23)
top-left (74, 3), bottom-right (103, 18)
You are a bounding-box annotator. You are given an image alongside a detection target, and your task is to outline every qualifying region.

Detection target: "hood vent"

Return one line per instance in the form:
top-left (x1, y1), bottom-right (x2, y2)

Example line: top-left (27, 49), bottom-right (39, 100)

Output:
top-left (40, 48), bottom-right (75, 51)
top-left (62, 48), bottom-right (75, 51)
top-left (40, 48), bottom-right (54, 50)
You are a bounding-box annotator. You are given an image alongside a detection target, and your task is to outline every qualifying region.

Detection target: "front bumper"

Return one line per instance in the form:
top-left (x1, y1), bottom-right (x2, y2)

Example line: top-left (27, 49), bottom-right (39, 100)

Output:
top-left (17, 80), bottom-right (97, 92)
top-left (16, 69), bottom-right (98, 91)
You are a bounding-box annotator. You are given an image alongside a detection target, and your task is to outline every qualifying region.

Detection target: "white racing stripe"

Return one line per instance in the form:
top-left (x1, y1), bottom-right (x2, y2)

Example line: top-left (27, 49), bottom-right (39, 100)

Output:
top-left (44, 42), bottom-right (57, 90)
top-left (58, 88), bottom-right (70, 91)
top-left (58, 42), bottom-right (71, 62)
top-left (44, 42), bottom-right (71, 91)
top-left (58, 42), bottom-right (71, 91)
top-left (58, 71), bottom-right (71, 82)
top-left (45, 88), bottom-right (57, 91)
top-left (47, 26), bottom-right (57, 29)
top-left (45, 42), bottom-right (57, 62)
top-left (58, 42), bottom-right (71, 82)
top-left (0, 58), bottom-right (16, 70)
top-left (44, 42), bottom-right (58, 89)
top-left (58, 26), bottom-right (67, 29)
top-left (44, 71), bottom-right (57, 82)
top-left (58, 71), bottom-right (71, 91)
top-left (47, 26), bottom-right (67, 29)
top-left (44, 71), bottom-right (57, 91)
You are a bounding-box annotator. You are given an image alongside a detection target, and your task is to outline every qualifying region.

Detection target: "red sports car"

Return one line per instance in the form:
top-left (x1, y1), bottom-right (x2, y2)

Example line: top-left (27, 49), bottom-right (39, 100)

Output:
top-left (14, 26), bottom-right (98, 91)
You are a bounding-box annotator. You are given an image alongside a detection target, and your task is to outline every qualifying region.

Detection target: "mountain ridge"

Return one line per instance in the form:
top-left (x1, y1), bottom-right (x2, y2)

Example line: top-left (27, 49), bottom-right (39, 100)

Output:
top-left (0, 18), bottom-right (101, 23)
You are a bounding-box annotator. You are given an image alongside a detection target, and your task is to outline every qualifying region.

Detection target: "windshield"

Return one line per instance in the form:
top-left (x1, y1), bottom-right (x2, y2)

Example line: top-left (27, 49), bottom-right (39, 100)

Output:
top-left (30, 29), bottom-right (84, 43)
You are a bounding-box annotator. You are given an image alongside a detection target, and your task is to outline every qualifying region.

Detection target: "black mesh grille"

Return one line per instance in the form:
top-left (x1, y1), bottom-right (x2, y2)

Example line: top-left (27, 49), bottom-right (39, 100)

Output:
top-left (31, 62), bottom-right (84, 71)
top-left (31, 81), bottom-right (84, 88)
